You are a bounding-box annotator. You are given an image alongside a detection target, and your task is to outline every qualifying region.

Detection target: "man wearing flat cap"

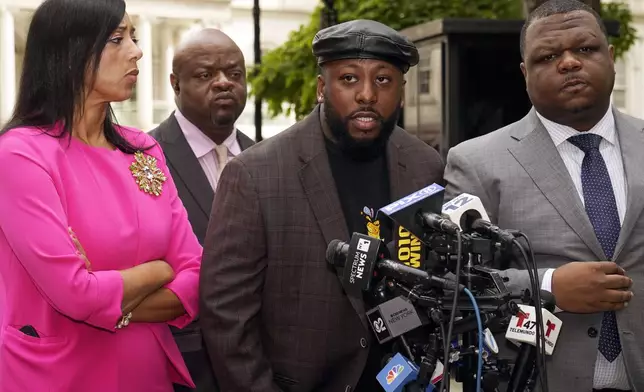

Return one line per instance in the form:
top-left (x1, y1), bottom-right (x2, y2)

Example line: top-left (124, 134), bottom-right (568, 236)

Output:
top-left (200, 19), bottom-right (444, 392)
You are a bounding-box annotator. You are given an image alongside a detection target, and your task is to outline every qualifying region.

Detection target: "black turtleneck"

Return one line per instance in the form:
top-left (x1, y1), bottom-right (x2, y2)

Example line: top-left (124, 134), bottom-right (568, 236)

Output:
top-left (324, 137), bottom-right (392, 245)
top-left (324, 137), bottom-right (394, 392)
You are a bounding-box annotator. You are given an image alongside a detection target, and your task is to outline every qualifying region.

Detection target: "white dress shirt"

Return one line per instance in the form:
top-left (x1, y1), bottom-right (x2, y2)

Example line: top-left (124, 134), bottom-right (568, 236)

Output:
top-left (536, 107), bottom-right (629, 390)
top-left (174, 109), bottom-right (242, 193)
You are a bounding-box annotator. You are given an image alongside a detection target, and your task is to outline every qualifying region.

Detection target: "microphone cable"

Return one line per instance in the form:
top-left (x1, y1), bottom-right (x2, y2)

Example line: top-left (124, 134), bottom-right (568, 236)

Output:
top-left (441, 229), bottom-right (463, 392)
top-left (512, 234), bottom-right (549, 392)
top-left (463, 287), bottom-right (483, 392)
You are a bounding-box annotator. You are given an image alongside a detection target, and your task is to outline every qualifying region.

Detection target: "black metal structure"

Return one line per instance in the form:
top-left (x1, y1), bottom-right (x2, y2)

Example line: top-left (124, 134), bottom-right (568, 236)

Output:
top-left (399, 18), bottom-right (619, 159)
top-left (320, 0), bottom-right (337, 29)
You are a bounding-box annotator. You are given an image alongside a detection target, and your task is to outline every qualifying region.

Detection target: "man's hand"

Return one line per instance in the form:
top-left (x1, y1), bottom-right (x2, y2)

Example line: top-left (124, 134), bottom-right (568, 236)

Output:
top-left (553, 261), bottom-right (633, 313)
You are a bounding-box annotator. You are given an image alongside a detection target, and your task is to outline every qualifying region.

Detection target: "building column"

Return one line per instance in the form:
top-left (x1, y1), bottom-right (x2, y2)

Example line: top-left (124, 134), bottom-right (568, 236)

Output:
top-left (177, 24), bottom-right (198, 44)
top-left (627, 23), bottom-right (644, 119)
top-left (136, 15), bottom-right (154, 130)
top-left (1, 7), bottom-right (15, 122)
top-left (162, 24), bottom-right (175, 113)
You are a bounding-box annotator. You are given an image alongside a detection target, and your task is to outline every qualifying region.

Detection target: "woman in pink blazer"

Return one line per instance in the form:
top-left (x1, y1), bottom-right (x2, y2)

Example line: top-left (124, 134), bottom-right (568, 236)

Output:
top-left (0, 1), bottom-right (202, 391)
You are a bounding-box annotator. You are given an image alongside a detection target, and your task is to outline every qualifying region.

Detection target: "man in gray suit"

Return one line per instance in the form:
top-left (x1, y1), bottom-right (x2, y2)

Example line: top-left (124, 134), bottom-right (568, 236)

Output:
top-left (199, 20), bottom-right (444, 392)
top-left (150, 28), bottom-right (255, 392)
top-left (444, 1), bottom-right (642, 391)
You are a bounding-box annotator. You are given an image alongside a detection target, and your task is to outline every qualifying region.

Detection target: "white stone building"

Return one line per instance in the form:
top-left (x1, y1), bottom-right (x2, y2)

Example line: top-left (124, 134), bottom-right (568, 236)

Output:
top-left (0, 0), bottom-right (641, 143)
top-left (610, 0), bottom-right (644, 119)
top-left (0, 0), bottom-right (319, 140)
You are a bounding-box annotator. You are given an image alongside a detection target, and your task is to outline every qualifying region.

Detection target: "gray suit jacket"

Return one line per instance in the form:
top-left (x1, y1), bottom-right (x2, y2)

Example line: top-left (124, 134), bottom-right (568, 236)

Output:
top-left (199, 105), bottom-right (444, 392)
top-left (444, 107), bottom-right (644, 391)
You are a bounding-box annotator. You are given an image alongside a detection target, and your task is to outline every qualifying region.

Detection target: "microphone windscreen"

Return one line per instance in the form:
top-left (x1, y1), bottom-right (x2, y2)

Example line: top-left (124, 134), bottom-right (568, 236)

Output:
top-left (326, 239), bottom-right (343, 266)
top-left (539, 289), bottom-right (557, 311)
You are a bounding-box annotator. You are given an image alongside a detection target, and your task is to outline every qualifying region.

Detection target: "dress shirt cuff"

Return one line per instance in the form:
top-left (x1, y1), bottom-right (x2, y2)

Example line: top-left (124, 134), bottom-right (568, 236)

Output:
top-left (540, 268), bottom-right (563, 313)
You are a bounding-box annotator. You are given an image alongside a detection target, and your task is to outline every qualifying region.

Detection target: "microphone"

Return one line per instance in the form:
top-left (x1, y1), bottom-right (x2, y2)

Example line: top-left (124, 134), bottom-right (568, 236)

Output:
top-left (326, 233), bottom-right (382, 298)
top-left (471, 219), bottom-right (515, 246)
top-left (326, 233), bottom-right (465, 298)
top-left (376, 353), bottom-right (420, 392)
top-left (506, 290), bottom-right (561, 392)
top-left (418, 212), bottom-right (460, 236)
top-left (326, 239), bottom-right (349, 267)
top-left (366, 296), bottom-right (423, 344)
top-left (376, 353), bottom-right (444, 392)
top-left (376, 258), bottom-right (464, 290)
top-left (378, 183), bottom-right (459, 241)
top-left (441, 193), bottom-right (515, 245)
top-left (441, 193), bottom-right (490, 231)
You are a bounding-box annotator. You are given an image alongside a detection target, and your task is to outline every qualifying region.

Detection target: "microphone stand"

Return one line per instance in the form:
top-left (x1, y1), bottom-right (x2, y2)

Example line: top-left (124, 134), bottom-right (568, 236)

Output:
top-left (506, 293), bottom-right (556, 392)
top-left (506, 342), bottom-right (536, 392)
top-left (403, 334), bottom-right (440, 392)
top-left (459, 252), bottom-right (479, 392)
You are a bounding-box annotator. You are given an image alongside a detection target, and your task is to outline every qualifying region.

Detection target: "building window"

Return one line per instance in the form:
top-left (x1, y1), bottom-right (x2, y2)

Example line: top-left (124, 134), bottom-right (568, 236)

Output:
top-left (612, 59), bottom-right (626, 111)
top-left (417, 57), bottom-right (431, 96)
top-left (419, 70), bottom-right (431, 94)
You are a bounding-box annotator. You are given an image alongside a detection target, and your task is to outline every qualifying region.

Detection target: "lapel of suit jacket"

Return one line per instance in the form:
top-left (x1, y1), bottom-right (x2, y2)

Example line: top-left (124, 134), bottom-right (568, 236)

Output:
top-left (159, 113), bottom-right (214, 217)
top-left (613, 109), bottom-right (644, 260)
top-left (236, 130), bottom-right (255, 151)
top-left (297, 105), bottom-right (370, 329)
top-left (507, 108), bottom-right (606, 259)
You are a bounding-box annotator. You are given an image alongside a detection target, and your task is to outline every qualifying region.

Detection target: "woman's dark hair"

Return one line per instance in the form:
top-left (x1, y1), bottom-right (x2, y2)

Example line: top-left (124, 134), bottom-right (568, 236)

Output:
top-left (0, 0), bottom-right (149, 154)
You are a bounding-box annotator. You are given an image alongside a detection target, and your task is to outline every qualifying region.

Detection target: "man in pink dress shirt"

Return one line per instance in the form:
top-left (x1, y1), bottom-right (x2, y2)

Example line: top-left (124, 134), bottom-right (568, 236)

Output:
top-left (150, 28), bottom-right (255, 392)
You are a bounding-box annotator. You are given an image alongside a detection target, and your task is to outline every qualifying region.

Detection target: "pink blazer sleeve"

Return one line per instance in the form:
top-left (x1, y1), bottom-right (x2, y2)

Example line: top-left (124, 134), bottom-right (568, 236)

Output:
top-left (0, 132), bottom-right (124, 331)
top-left (151, 142), bottom-right (202, 328)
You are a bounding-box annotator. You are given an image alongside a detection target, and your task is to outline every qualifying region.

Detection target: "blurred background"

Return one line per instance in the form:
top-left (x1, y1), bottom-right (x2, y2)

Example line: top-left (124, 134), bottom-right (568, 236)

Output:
top-left (0, 0), bottom-right (641, 151)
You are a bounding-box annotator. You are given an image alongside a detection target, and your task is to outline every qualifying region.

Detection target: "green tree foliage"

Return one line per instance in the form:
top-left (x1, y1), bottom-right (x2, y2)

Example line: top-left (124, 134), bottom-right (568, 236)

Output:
top-left (250, 0), bottom-right (635, 120)
top-left (602, 2), bottom-right (637, 60)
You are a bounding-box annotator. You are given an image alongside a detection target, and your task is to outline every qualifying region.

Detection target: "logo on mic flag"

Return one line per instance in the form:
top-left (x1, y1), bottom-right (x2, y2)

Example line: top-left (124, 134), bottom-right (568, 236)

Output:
top-left (380, 184), bottom-right (444, 216)
top-left (357, 238), bottom-right (371, 252)
top-left (386, 364), bottom-right (404, 384)
top-left (373, 317), bottom-right (387, 333)
top-left (341, 233), bottom-right (380, 298)
top-left (441, 193), bottom-right (490, 231)
top-left (377, 353), bottom-right (438, 391)
top-left (546, 319), bottom-right (557, 337)
top-left (394, 225), bottom-right (424, 269)
top-left (515, 310), bottom-right (536, 330)
top-left (505, 304), bottom-right (563, 355)
top-left (366, 296), bottom-right (422, 344)
top-left (376, 353), bottom-right (418, 392)
top-left (378, 183), bottom-right (445, 241)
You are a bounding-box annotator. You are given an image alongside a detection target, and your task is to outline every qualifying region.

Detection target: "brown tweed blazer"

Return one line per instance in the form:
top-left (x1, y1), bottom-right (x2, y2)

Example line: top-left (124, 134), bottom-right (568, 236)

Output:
top-left (199, 105), bottom-right (444, 392)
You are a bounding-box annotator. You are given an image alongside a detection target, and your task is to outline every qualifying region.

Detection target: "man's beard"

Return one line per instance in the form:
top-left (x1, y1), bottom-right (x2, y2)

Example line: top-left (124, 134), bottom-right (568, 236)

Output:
top-left (323, 97), bottom-right (401, 161)
top-left (209, 109), bottom-right (236, 128)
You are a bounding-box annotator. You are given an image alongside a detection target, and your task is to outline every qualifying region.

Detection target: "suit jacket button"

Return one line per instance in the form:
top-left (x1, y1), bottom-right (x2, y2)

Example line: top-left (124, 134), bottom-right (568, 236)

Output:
top-left (360, 338), bottom-right (368, 348)
top-left (588, 327), bottom-right (598, 338)
top-left (345, 385), bottom-right (352, 392)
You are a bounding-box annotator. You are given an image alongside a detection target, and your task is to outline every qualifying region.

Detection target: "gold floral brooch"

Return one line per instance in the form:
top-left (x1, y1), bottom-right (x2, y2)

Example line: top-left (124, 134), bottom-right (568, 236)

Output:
top-left (129, 151), bottom-right (167, 196)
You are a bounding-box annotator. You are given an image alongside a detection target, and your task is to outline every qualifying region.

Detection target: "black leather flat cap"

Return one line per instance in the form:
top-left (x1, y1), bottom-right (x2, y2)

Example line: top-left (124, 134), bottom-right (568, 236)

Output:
top-left (312, 19), bottom-right (419, 73)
